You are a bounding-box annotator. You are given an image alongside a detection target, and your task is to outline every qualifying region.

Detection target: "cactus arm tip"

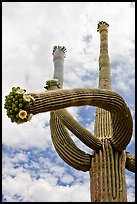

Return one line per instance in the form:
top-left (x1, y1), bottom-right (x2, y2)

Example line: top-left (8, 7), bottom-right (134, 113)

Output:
top-left (52, 45), bottom-right (67, 57)
top-left (125, 152), bottom-right (135, 173)
top-left (4, 86), bottom-right (35, 124)
top-left (97, 21), bottom-right (109, 32)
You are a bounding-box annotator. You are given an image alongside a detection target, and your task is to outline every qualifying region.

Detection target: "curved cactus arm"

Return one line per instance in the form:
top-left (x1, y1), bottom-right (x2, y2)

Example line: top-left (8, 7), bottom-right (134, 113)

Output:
top-left (55, 109), bottom-right (102, 150)
top-left (28, 88), bottom-right (132, 151)
top-left (125, 152), bottom-right (135, 173)
top-left (110, 112), bottom-right (133, 151)
top-left (5, 87), bottom-right (132, 151)
top-left (50, 111), bottom-right (92, 172)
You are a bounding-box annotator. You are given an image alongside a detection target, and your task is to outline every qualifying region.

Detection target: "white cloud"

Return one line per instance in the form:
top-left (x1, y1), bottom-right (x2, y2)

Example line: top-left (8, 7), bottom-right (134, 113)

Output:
top-left (2, 174), bottom-right (90, 202)
top-left (126, 175), bottom-right (135, 188)
top-left (2, 111), bottom-right (51, 148)
top-left (2, 152), bottom-right (91, 202)
top-left (127, 187), bottom-right (135, 202)
top-left (60, 174), bottom-right (74, 184)
top-left (126, 171), bottom-right (135, 202)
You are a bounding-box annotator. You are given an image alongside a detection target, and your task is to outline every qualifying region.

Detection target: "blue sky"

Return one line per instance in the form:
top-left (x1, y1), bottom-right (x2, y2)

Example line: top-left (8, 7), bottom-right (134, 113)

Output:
top-left (2, 2), bottom-right (135, 202)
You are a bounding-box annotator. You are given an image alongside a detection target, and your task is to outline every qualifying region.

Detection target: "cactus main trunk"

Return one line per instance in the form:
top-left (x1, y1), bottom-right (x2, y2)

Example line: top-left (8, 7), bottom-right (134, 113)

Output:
top-left (90, 140), bottom-right (127, 202)
top-left (89, 21), bottom-right (127, 202)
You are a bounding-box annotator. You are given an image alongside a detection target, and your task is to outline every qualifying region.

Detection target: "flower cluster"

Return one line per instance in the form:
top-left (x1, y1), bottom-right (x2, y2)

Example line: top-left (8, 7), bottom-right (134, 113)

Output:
top-left (97, 21), bottom-right (109, 32)
top-left (4, 87), bottom-right (35, 124)
top-left (44, 79), bottom-right (61, 90)
top-left (52, 45), bottom-right (67, 57)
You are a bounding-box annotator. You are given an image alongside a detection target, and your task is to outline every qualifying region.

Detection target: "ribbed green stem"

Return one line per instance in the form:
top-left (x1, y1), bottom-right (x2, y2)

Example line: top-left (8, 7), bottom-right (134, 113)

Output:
top-left (50, 111), bottom-right (91, 171)
top-left (119, 151), bottom-right (127, 201)
top-left (108, 140), bottom-right (116, 199)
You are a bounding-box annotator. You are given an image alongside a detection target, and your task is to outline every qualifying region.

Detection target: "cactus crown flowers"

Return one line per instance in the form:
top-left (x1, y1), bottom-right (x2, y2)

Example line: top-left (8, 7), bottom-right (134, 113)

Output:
top-left (44, 79), bottom-right (61, 90)
top-left (52, 46), bottom-right (67, 57)
top-left (97, 21), bottom-right (109, 32)
top-left (4, 87), bottom-right (35, 124)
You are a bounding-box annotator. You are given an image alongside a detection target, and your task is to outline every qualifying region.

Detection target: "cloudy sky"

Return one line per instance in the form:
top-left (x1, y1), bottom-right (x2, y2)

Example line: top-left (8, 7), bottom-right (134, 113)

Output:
top-left (2, 2), bottom-right (135, 202)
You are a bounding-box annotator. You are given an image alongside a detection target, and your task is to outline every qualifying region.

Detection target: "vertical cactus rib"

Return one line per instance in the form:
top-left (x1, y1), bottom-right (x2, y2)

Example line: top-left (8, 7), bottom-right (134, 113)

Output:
top-left (99, 150), bottom-right (103, 200)
top-left (125, 152), bottom-right (135, 173)
top-left (55, 109), bottom-right (102, 150)
top-left (94, 151), bottom-right (99, 201)
top-left (119, 151), bottom-right (127, 202)
top-left (122, 154), bottom-right (127, 201)
top-left (108, 140), bottom-right (116, 199)
top-left (50, 111), bottom-right (91, 172)
top-left (114, 151), bottom-right (119, 200)
top-left (104, 139), bottom-right (112, 200)
top-left (101, 109), bottom-right (104, 138)
top-left (102, 141), bottom-right (108, 201)
top-left (29, 88), bottom-right (133, 151)
top-left (118, 152), bottom-right (123, 201)
top-left (90, 151), bottom-right (96, 201)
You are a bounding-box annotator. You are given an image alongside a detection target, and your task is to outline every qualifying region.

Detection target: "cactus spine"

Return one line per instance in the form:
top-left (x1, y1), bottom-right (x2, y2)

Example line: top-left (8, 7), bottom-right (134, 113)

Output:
top-left (4, 23), bottom-right (135, 202)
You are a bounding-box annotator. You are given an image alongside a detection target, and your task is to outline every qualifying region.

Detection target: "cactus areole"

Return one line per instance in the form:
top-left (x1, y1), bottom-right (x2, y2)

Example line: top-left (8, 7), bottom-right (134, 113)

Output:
top-left (4, 22), bottom-right (135, 202)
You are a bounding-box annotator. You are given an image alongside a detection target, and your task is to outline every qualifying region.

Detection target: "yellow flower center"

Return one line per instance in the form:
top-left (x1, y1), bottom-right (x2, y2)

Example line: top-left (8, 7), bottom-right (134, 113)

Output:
top-left (19, 110), bottom-right (27, 119)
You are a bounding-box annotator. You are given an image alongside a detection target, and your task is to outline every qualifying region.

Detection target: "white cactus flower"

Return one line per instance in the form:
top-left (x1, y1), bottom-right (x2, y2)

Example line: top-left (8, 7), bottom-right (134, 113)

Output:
top-left (16, 89), bottom-right (25, 94)
top-left (27, 113), bottom-right (33, 121)
top-left (29, 95), bottom-right (35, 102)
top-left (19, 110), bottom-right (27, 119)
top-left (23, 95), bottom-right (31, 102)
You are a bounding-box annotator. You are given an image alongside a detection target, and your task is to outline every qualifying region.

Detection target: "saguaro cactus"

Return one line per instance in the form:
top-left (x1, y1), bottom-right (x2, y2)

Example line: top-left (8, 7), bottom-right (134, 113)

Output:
top-left (4, 22), bottom-right (135, 202)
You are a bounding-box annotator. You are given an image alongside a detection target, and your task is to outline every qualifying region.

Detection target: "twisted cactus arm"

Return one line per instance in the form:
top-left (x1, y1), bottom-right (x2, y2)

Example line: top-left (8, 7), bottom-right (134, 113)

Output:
top-left (50, 111), bottom-right (91, 172)
top-left (28, 88), bottom-right (133, 151)
top-left (55, 109), bottom-right (102, 150)
top-left (46, 80), bottom-right (92, 171)
top-left (125, 152), bottom-right (135, 173)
